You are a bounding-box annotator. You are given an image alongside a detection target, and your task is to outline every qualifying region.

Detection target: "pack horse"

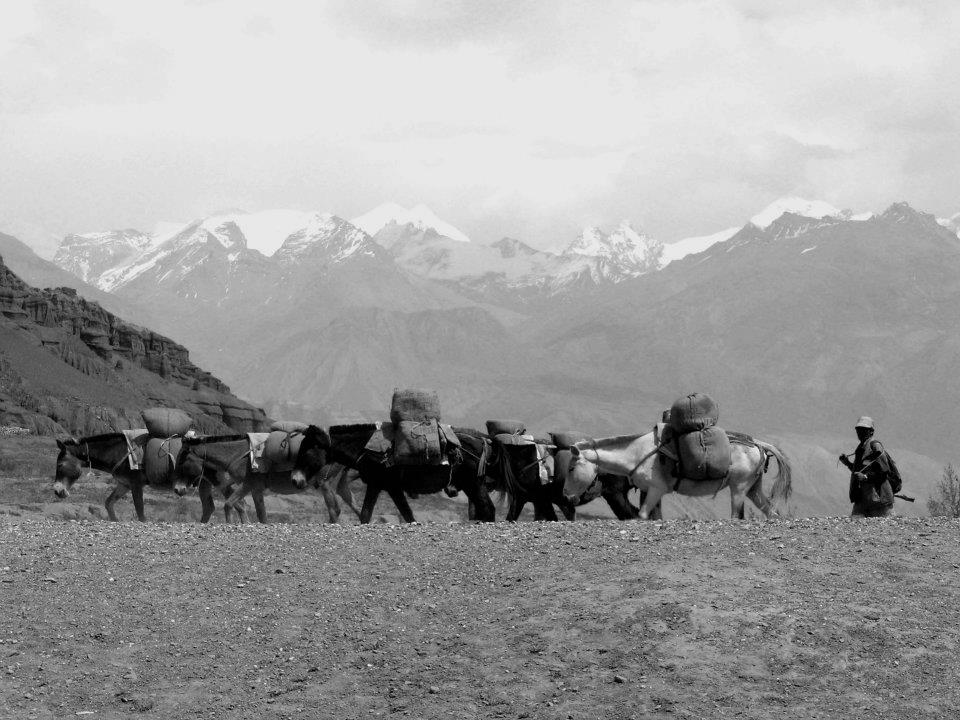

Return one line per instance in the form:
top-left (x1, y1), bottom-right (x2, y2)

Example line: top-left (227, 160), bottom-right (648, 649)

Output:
top-left (562, 394), bottom-right (792, 519)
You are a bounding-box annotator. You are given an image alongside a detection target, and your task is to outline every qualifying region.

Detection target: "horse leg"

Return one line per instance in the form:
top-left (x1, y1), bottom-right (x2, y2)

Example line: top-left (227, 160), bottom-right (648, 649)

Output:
top-left (337, 469), bottom-right (362, 517)
top-left (746, 477), bottom-right (773, 518)
top-left (532, 499), bottom-right (559, 521)
top-left (130, 481), bottom-right (146, 522)
top-left (224, 480), bottom-right (253, 524)
top-left (638, 491), bottom-right (663, 520)
top-left (638, 486), bottom-right (667, 520)
top-left (318, 482), bottom-right (341, 524)
top-left (251, 477), bottom-right (268, 523)
top-left (603, 487), bottom-right (640, 520)
top-left (104, 481), bottom-right (131, 522)
top-left (359, 484), bottom-right (380, 525)
top-left (506, 492), bottom-right (525, 522)
top-left (385, 486), bottom-right (416, 523)
top-left (558, 501), bottom-right (576, 521)
top-left (460, 481), bottom-right (496, 523)
top-left (729, 484), bottom-right (748, 520)
top-left (199, 481), bottom-right (215, 523)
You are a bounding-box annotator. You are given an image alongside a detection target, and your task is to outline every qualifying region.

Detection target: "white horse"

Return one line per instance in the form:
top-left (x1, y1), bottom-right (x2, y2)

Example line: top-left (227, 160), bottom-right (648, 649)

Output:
top-left (563, 430), bottom-right (791, 520)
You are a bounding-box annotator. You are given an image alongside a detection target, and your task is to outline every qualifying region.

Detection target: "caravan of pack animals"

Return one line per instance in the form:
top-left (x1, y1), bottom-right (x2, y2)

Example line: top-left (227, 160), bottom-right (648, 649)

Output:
top-left (52, 390), bottom-right (797, 524)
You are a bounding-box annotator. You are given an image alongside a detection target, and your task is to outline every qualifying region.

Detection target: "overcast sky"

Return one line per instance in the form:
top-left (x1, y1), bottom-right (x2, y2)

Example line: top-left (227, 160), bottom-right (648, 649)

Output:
top-left (1, 0), bottom-right (958, 256)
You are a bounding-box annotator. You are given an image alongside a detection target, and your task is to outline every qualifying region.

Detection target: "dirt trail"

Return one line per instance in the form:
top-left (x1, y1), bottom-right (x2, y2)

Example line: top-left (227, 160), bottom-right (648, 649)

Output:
top-left (1, 516), bottom-right (958, 719)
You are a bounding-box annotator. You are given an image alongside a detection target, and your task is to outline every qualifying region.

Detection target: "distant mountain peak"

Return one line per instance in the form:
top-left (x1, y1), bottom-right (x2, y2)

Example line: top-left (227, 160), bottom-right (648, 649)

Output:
top-left (491, 237), bottom-right (541, 259)
top-left (275, 213), bottom-right (374, 263)
top-left (562, 221), bottom-right (663, 281)
top-left (750, 197), bottom-right (841, 229)
top-left (352, 203), bottom-right (472, 244)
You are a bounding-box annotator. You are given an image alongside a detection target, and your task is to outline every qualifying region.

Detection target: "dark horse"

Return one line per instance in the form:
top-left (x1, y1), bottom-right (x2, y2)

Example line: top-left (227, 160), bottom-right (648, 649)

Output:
top-left (491, 438), bottom-right (660, 521)
top-left (172, 433), bottom-right (337, 523)
top-left (292, 424), bottom-right (496, 524)
top-left (52, 433), bottom-right (243, 523)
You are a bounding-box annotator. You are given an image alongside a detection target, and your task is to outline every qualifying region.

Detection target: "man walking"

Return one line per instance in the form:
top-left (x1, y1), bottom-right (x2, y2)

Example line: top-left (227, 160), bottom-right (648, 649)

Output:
top-left (839, 416), bottom-right (895, 518)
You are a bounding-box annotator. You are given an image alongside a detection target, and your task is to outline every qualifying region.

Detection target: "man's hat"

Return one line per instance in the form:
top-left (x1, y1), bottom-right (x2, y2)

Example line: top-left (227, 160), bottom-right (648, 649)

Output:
top-left (855, 416), bottom-right (874, 429)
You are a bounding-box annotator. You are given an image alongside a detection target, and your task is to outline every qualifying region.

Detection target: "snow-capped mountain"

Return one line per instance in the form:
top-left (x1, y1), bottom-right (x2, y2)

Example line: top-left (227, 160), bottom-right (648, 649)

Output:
top-left (661, 227), bottom-right (740, 266)
top-left (352, 203), bottom-right (472, 244)
top-left (98, 218), bottom-right (255, 292)
top-left (563, 221), bottom-right (663, 281)
top-left (274, 213), bottom-right (375, 263)
top-left (54, 229), bottom-right (153, 284)
top-left (749, 197), bottom-right (842, 228)
top-left (937, 212), bottom-right (960, 237)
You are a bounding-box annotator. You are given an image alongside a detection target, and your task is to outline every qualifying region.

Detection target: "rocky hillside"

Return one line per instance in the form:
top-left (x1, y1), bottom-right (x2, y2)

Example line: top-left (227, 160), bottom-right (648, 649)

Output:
top-left (0, 252), bottom-right (267, 436)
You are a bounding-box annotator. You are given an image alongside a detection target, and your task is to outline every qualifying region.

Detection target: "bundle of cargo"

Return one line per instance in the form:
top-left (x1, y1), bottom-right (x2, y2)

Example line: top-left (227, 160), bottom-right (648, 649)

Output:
top-left (141, 408), bottom-right (193, 485)
top-left (143, 436), bottom-right (183, 486)
top-left (667, 393), bottom-right (731, 480)
top-left (262, 420), bottom-right (309, 471)
top-left (142, 407), bottom-right (192, 438)
top-left (390, 389), bottom-right (445, 466)
top-left (390, 389), bottom-right (441, 424)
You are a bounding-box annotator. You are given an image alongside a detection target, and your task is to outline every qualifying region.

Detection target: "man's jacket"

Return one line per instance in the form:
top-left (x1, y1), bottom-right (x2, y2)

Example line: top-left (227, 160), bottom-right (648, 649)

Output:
top-left (849, 437), bottom-right (894, 508)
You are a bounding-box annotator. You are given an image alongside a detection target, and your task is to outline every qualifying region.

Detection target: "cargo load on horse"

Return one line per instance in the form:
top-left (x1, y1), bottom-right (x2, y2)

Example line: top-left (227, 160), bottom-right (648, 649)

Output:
top-left (140, 407), bottom-right (194, 485)
top-left (664, 393), bottom-right (732, 481)
top-left (262, 420), bottom-right (308, 472)
top-left (142, 408), bottom-right (193, 438)
top-left (389, 389), bottom-right (449, 467)
top-left (143, 436), bottom-right (182, 486)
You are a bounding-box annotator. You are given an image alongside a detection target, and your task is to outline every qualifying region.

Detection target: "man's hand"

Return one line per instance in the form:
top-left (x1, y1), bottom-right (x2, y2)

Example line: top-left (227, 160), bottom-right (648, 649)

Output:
top-left (852, 472), bottom-right (867, 483)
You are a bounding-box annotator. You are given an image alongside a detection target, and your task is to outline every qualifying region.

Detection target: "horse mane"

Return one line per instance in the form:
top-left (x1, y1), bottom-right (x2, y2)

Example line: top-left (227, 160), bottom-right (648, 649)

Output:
top-left (575, 433), bottom-right (644, 449)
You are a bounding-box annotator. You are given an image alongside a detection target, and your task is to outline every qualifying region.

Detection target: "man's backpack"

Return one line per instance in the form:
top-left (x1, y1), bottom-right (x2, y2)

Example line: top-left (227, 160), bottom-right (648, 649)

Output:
top-left (885, 451), bottom-right (903, 494)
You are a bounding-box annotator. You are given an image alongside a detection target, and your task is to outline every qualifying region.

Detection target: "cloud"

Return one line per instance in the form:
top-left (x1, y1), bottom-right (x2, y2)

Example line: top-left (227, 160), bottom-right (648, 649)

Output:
top-left (1, 0), bottom-right (959, 251)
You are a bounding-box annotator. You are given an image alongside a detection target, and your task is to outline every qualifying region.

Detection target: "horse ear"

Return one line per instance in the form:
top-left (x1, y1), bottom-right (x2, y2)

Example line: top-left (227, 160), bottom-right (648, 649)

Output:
top-left (570, 445), bottom-right (580, 458)
top-left (56, 438), bottom-right (66, 450)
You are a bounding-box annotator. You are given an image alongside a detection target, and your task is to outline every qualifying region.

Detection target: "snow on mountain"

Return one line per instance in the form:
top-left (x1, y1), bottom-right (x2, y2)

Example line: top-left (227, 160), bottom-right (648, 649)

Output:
top-left (750, 197), bottom-right (841, 229)
top-left (193, 209), bottom-right (315, 256)
top-left (274, 213), bottom-right (374, 263)
top-left (351, 203), bottom-right (472, 244)
top-left (661, 227), bottom-right (740, 267)
top-left (54, 229), bottom-right (153, 284)
top-left (563, 221), bottom-right (663, 280)
top-left (97, 219), bottom-right (251, 291)
top-left (937, 212), bottom-right (960, 237)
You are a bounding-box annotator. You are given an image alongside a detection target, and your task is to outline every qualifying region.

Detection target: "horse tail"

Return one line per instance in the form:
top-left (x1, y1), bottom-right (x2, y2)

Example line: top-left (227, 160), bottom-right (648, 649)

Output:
top-left (497, 447), bottom-right (521, 505)
top-left (756, 440), bottom-right (792, 513)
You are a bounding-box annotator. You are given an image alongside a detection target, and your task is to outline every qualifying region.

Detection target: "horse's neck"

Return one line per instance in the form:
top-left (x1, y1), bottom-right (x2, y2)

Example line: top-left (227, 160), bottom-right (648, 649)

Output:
top-left (85, 438), bottom-right (127, 472)
top-left (590, 434), bottom-right (654, 476)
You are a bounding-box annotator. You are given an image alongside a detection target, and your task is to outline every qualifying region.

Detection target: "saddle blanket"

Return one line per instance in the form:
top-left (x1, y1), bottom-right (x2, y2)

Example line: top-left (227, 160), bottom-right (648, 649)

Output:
top-left (122, 429), bottom-right (148, 471)
top-left (247, 432), bottom-right (271, 473)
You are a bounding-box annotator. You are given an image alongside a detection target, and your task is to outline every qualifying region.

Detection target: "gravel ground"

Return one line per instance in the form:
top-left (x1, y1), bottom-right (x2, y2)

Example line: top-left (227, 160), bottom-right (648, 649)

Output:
top-left (1, 516), bottom-right (959, 720)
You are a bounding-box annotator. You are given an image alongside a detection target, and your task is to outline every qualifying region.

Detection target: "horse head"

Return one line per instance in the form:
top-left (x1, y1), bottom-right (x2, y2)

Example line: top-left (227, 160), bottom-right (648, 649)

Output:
top-left (53, 438), bottom-right (85, 498)
top-left (171, 442), bottom-right (205, 497)
top-left (563, 444), bottom-right (600, 504)
top-left (291, 425), bottom-right (330, 489)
